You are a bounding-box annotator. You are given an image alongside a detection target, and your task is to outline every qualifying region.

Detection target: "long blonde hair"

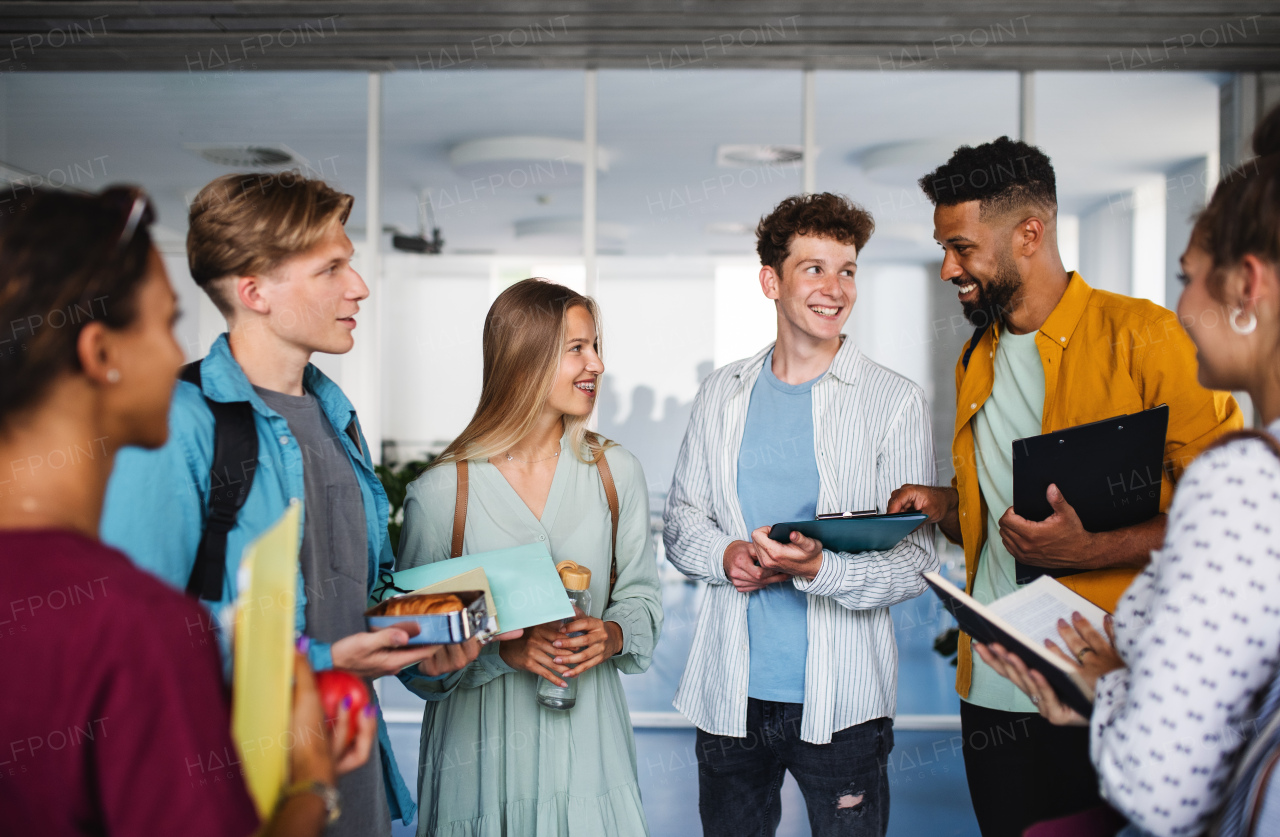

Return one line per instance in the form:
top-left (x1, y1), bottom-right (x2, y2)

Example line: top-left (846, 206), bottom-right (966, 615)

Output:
top-left (433, 278), bottom-right (614, 470)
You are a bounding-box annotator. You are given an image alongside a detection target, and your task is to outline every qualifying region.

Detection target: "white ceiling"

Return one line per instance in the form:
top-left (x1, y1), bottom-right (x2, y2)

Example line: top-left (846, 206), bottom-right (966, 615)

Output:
top-left (0, 68), bottom-right (1223, 262)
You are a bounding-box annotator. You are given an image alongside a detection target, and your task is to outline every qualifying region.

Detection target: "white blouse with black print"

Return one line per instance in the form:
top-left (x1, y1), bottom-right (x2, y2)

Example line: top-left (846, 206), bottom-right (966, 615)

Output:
top-left (1091, 421), bottom-right (1280, 837)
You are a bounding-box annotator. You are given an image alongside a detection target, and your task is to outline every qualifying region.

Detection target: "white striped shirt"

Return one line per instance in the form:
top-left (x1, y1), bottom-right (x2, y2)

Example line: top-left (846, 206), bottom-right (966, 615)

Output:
top-left (663, 338), bottom-right (938, 744)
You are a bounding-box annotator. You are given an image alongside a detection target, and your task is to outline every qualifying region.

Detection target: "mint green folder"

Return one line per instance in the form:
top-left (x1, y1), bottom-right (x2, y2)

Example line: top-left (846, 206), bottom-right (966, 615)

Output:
top-left (370, 543), bottom-right (573, 632)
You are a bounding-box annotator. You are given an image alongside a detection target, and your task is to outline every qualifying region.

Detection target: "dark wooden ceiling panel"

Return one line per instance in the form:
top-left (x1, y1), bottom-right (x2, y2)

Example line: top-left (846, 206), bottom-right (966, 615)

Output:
top-left (0, 2), bottom-right (1275, 71)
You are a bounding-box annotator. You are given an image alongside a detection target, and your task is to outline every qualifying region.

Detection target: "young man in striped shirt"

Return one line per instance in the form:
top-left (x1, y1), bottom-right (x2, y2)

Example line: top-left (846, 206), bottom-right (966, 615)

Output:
top-left (664, 192), bottom-right (939, 836)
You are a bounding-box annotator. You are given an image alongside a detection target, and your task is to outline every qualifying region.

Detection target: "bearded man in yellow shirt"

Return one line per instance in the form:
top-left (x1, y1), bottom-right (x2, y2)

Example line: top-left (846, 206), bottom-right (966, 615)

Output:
top-left (889, 136), bottom-right (1241, 837)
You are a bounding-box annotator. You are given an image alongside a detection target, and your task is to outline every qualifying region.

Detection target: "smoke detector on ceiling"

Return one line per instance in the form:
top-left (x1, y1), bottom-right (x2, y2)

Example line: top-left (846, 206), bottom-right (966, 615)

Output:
top-left (449, 136), bottom-right (612, 175)
top-left (716, 145), bottom-right (804, 168)
top-left (184, 143), bottom-right (310, 169)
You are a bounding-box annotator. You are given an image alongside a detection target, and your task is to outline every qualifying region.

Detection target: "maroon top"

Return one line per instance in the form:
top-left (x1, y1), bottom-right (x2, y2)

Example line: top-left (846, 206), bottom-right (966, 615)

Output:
top-left (0, 529), bottom-right (260, 836)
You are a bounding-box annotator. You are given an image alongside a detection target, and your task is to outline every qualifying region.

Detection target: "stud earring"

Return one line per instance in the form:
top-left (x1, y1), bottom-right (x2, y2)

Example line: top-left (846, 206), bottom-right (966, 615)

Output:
top-left (105, 369), bottom-right (121, 383)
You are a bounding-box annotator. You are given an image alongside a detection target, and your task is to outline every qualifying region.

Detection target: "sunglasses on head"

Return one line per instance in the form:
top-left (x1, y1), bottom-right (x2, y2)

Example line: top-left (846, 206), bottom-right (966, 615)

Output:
top-left (66, 186), bottom-right (158, 317)
top-left (99, 186), bottom-right (156, 255)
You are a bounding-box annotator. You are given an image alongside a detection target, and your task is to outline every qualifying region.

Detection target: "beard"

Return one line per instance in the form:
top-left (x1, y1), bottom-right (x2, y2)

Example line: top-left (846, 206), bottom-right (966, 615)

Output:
top-left (959, 251), bottom-right (1024, 328)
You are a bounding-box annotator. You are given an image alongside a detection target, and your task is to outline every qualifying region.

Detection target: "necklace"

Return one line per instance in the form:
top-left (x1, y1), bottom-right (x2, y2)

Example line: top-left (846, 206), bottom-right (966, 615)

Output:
top-left (504, 448), bottom-right (560, 464)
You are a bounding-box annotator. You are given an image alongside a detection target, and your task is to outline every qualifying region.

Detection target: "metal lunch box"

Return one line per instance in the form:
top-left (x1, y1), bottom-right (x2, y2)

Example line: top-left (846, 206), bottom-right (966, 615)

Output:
top-left (364, 590), bottom-right (492, 644)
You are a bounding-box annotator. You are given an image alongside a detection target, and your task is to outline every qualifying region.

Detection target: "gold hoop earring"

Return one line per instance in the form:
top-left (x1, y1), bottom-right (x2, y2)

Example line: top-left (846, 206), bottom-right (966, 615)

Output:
top-left (1229, 307), bottom-right (1258, 336)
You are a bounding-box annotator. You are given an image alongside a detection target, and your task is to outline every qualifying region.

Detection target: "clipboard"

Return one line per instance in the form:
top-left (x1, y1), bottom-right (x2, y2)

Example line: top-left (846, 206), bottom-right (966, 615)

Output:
top-left (767, 511), bottom-right (928, 553)
top-left (1012, 404), bottom-right (1169, 584)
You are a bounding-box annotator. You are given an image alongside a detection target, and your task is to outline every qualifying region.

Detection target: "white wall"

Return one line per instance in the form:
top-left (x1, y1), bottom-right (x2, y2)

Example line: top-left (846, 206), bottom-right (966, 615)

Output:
top-left (1165, 156), bottom-right (1212, 310)
top-left (1131, 177), bottom-right (1167, 306)
top-left (849, 264), bottom-right (933, 404)
top-left (380, 255), bottom-right (490, 461)
top-left (1057, 213), bottom-right (1080, 274)
top-left (596, 261), bottom-right (715, 426)
top-left (713, 260), bottom-right (777, 368)
top-left (1080, 196), bottom-right (1133, 295)
top-left (598, 260), bottom-right (717, 493)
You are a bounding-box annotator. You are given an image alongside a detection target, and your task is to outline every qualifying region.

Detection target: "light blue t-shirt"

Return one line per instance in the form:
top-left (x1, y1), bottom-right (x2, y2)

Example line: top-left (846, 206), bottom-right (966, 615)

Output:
top-left (738, 352), bottom-right (820, 704)
top-left (965, 328), bottom-right (1046, 713)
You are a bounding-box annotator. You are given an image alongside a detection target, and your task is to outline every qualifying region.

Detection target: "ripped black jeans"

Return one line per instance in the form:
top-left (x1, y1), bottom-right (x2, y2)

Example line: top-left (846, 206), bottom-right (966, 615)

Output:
top-left (696, 700), bottom-right (893, 837)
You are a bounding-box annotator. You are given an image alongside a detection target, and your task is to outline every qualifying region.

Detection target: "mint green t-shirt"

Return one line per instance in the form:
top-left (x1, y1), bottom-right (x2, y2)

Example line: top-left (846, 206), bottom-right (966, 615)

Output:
top-left (963, 328), bottom-right (1045, 713)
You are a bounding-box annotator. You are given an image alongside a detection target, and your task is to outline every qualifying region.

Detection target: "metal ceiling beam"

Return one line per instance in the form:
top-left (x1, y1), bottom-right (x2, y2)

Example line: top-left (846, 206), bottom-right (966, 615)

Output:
top-left (0, 2), bottom-right (1276, 72)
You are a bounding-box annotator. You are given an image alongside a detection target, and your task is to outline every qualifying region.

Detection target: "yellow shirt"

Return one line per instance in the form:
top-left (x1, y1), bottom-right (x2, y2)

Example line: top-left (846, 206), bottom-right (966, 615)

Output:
top-left (950, 272), bottom-right (1241, 698)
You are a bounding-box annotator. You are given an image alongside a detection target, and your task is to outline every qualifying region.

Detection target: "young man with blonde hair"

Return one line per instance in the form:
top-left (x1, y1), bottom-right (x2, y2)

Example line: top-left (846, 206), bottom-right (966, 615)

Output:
top-left (665, 192), bottom-right (938, 837)
top-left (101, 172), bottom-right (480, 834)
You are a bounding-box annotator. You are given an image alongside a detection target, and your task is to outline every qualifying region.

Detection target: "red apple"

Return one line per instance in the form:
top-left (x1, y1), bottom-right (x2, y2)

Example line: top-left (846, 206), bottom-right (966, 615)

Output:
top-left (314, 670), bottom-right (370, 749)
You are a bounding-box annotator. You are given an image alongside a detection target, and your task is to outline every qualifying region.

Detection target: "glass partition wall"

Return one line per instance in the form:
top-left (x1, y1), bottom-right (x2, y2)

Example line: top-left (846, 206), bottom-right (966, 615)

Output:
top-left (1, 66), bottom-right (1223, 836)
top-left (0, 68), bottom-right (1222, 466)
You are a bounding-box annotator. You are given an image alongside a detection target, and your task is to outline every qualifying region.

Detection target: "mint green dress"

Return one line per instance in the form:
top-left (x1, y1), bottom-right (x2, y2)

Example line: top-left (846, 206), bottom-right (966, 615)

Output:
top-left (397, 437), bottom-right (662, 837)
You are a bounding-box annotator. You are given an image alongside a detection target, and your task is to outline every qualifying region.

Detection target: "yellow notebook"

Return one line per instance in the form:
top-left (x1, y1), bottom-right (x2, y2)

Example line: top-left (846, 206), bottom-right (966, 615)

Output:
top-left (231, 501), bottom-right (301, 820)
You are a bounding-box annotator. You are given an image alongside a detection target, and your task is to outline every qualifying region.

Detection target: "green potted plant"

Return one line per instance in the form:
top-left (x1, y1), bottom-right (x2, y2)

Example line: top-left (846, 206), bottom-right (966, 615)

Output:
top-left (375, 456), bottom-right (435, 558)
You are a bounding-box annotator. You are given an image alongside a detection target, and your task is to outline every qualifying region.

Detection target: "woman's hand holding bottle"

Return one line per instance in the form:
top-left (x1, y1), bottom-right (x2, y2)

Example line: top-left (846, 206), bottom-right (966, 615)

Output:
top-left (499, 622), bottom-right (573, 688)
top-left (550, 609), bottom-right (622, 677)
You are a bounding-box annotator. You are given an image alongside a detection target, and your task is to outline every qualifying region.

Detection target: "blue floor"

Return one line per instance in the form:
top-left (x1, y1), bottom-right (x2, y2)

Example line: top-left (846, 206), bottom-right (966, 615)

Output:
top-left (380, 545), bottom-right (979, 836)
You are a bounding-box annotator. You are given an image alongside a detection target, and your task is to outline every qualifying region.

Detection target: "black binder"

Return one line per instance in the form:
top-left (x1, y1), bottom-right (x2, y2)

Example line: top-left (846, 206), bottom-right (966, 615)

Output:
top-left (1011, 404), bottom-right (1169, 584)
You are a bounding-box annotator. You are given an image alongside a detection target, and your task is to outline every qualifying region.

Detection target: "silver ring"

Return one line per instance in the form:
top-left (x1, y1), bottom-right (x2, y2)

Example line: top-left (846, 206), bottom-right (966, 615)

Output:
top-left (1031, 696), bottom-right (1040, 705)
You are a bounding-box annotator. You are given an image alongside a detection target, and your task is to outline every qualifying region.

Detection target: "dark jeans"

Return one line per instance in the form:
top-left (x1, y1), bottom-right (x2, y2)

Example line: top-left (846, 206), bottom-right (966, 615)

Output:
top-left (960, 701), bottom-right (1103, 837)
top-left (696, 699), bottom-right (893, 837)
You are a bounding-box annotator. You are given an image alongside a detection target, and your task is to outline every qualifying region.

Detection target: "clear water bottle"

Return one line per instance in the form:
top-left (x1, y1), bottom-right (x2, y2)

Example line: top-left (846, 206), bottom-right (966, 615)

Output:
top-left (537, 561), bottom-right (592, 711)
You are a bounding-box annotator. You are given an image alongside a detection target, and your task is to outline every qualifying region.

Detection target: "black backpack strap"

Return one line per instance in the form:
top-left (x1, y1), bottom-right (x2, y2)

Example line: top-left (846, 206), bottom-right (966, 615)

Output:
top-left (179, 360), bottom-right (202, 387)
top-left (180, 359), bottom-right (260, 602)
top-left (344, 421), bottom-right (363, 460)
top-left (960, 324), bottom-right (989, 371)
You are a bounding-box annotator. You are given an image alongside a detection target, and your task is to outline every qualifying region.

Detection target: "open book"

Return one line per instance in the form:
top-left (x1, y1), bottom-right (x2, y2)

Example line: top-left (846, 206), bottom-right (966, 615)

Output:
top-left (922, 571), bottom-right (1109, 717)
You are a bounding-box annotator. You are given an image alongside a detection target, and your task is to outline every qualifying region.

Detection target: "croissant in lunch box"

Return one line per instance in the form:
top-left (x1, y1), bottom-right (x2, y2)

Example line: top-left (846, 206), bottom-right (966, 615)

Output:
top-left (380, 593), bottom-right (466, 616)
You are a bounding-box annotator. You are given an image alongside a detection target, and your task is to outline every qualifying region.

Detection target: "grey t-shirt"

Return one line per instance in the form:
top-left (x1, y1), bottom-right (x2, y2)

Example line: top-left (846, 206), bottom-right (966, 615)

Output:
top-left (254, 385), bottom-right (391, 836)
top-left (254, 385), bottom-right (369, 639)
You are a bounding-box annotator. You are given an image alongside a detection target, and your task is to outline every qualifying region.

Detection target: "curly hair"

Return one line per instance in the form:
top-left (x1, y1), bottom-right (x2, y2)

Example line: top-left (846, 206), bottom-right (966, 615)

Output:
top-left (1191, 103), bottom-right (1280, 302)
top-left (755, 192), bottom-right (874, 275)
top-left (919, 136), bottom-right (1057, 220)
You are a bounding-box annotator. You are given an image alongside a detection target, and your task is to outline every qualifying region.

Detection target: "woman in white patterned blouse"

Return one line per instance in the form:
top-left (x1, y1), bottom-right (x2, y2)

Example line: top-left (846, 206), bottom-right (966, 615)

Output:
top-left (977, 103), bottom-right (1280, 837)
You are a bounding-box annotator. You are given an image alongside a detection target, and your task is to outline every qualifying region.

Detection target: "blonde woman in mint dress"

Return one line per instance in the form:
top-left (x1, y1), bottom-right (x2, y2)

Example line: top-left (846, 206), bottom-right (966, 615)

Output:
top-left (398, 279), bottom-right (662, 837)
